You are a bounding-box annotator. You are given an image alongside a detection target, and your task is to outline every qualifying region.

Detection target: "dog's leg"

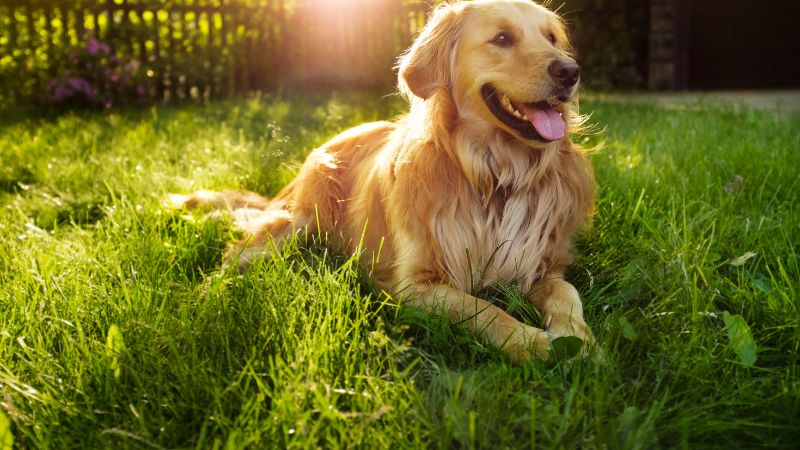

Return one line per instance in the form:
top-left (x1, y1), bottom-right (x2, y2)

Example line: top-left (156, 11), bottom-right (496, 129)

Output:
top-left (529, 276), bottom-right (594, 349)
top-left (404, 283), bottom-right (551, 363)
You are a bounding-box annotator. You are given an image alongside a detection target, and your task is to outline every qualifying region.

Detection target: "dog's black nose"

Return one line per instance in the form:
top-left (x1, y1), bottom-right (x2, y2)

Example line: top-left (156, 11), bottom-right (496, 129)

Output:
top-left (548, 59), bottom-right (580, 87)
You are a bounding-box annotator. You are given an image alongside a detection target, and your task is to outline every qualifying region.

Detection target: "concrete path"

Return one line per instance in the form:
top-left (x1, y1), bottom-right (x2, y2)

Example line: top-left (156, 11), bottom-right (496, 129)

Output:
top-left (590, 90), bottom-right (800, 116)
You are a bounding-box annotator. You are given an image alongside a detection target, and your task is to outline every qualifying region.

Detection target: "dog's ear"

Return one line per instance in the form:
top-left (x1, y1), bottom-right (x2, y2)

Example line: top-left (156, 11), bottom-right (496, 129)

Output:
top-left (398, 3), bottom-right (465, 100)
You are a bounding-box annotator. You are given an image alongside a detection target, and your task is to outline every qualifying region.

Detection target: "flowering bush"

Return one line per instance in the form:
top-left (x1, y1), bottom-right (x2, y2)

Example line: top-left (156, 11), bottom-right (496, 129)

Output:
top-left (46, 36), bottom-right (152, 108)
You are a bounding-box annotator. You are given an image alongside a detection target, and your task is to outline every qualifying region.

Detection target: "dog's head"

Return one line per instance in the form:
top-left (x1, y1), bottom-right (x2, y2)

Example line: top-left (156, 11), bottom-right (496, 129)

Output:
top-left (398, 0), bottom-right (579, 145)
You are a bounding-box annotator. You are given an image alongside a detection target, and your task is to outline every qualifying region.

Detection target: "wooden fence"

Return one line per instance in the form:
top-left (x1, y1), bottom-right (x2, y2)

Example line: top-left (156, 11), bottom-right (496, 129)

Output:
top-left (0, 0), bottom-right (432, 105)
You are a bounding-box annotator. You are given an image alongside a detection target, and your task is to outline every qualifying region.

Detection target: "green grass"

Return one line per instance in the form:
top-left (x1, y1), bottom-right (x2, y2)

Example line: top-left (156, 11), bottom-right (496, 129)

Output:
top-left (1, 93), bottom-right (798, 449)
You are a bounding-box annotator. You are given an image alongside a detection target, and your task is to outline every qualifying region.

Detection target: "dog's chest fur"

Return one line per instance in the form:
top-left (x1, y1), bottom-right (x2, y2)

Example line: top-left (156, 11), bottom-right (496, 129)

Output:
top-left (429, 144), bottom-right (579, 293)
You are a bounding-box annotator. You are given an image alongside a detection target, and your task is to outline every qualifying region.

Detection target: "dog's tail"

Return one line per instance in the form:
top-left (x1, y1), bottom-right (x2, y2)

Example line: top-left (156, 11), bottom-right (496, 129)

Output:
top-left (169, 189), bottom-right (304, 271)
top-left (168, 189), bottom-right (272, 212)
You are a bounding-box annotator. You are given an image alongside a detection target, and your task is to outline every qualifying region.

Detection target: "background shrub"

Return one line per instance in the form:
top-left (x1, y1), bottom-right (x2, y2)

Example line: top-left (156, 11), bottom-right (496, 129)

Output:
top-left (45, 35), bottom-right (152, 108)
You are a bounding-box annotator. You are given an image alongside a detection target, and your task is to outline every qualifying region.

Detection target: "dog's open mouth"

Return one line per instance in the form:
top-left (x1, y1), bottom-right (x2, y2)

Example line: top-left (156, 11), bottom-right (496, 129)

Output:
top-left (481, 84), bottom-right (566, 142)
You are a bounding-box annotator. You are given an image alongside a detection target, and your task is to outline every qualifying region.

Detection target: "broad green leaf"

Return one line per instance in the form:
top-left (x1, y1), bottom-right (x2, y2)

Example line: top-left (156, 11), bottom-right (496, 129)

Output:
top-left (105, 325), bottom-right (127, 380)
top-left (550, 336), bottom-right (583, 362)
top-left (752, 274), bottom-right (771, 293)
top-left (0, 410), bottom-right (13, 450)
top-left (622, 258), bottom-right (646, 279)
top-left (618, 316), bottom-right (638, 341)
top-left (729, 252), bottom-right (757, 267)
top-left (616, 405), bottom-right (658, 449)
top-left (723, 312), bottom-right (757, 367)
top-left (616, 406), bottom-right (640, 448)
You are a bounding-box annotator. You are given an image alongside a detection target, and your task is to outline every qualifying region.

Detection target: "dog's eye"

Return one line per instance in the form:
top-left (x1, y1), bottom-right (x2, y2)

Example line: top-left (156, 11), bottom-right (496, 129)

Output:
top-left (492, 32), bottom-right (514, 47)
top-left (548, 33), bottom-right (557, 45)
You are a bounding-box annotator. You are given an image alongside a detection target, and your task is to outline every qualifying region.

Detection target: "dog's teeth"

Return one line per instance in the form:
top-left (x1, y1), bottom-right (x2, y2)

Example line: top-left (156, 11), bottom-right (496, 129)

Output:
top-left (522, 114), bottom-right (528, 120)
top-left (500, 95), bottom-right (517, 115)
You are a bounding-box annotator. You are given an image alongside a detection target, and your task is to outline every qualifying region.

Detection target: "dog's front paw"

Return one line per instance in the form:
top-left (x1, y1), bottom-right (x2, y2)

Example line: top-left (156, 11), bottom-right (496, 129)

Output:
top-left (504, 324), bottom-right (552, 363)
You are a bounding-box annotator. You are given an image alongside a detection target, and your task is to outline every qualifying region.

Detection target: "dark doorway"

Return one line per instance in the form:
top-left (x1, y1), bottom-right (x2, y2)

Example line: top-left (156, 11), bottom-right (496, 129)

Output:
top-left (688, 0), bottom-right (800, 89)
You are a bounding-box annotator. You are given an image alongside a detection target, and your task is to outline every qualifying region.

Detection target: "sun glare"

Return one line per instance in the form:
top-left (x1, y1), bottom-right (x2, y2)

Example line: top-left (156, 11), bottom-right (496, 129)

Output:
top-left (304, 0), bottom-right (380, 4)
top-left (299, 0), bottom-right (387, 9)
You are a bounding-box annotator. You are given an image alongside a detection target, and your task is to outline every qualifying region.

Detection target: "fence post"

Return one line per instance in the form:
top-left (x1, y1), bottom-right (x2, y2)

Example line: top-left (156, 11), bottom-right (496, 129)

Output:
top-left (24, 2), bottom-right (39, 96)
top-left (220, 0), bottom-right (232, 96)
top-left (149, 4), bottom-right (163, 100)
top-left (75, 1), bottom-right (85, 40)
top-left (105, 0), bottom-right (114, 42)
top-left (166, 6), bottom-right (177, 100)
top-left (192, 1), bottom-right (201, 98)
top-left (133, 5), bottom-right (148, 71)
top-left (4, 4), bottom-right (18, 103)
top-left (206, 0), bottom-right (216, 98)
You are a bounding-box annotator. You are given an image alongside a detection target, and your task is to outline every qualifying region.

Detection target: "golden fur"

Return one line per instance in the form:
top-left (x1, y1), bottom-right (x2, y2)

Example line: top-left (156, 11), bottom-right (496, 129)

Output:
top-left (174, 0), bottom-right (595, 362)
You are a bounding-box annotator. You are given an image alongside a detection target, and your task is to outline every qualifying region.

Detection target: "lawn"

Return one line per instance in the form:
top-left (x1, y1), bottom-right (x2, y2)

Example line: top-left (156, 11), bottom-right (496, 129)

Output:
top-left (0, 93), bottom-right (798, 449)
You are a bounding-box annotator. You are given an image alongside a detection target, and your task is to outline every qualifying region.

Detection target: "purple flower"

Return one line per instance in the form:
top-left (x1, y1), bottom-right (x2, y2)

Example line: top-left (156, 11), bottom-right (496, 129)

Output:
top-left (52, 84), bottom-right (70, 102)
top-left (52, 77), bottom-right (95, 101)
top-left (136, 84), bottom-right (148, 102)
top-left (51, 34), bottom-right (151, 107)
top-left (86, 38), bottom-right (110, 56)
top-left (76, 81), bottom-right (94, 99)
top-left (86, 38), bottom-right (101, 55)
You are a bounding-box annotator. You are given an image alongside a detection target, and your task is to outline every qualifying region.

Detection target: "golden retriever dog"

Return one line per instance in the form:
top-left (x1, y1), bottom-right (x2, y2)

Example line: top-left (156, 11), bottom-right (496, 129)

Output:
top-left (173, 0), bottom-right (595, 363)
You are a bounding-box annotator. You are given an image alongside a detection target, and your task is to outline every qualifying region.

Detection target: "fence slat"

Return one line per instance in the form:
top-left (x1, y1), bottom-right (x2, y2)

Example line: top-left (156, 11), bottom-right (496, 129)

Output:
top-left (4, 5), bottom-right (17, 102)
top-left (132, 7), bottom-right (147, 69)
top-left (74, 2), bottom-right (85, 40)
top-left (220, 0), bottom-right (231, 96)
top-left (207, 3), bottom-right (216, 97)
top-left (104, 0), bottom-right (114, 42)
top-left (180, 8), bottom-right (190, 98)
top-left (24, 2), bottom-right (38, 93)
top-left (152, 6), bottom-right (163, 99)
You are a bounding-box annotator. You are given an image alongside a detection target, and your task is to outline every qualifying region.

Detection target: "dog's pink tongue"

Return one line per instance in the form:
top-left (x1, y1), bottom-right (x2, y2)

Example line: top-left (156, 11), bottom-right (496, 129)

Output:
top-left (518, 103), bottom-right (565, 141)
